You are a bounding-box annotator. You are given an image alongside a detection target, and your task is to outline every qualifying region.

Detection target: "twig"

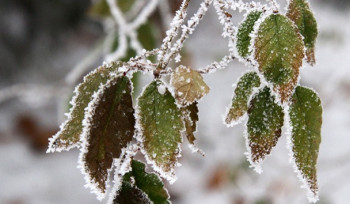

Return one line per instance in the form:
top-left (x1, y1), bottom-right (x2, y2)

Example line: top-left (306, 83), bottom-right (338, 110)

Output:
top-left (158, 0), bottom-right (192, 66)
top-left (164, 0), bottom-right (213, 67)
top-left (198, 54), bottom-right (236, 74)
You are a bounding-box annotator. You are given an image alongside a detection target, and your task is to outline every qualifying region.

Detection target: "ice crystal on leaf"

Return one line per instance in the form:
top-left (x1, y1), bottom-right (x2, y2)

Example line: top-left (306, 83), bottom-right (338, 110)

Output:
top-left (181, 102), bottom-right (204, 155)
top-left (136, 80), bottom-right (184, 183)
top-left (286, 0), bottom-right (318, 66)
top-left (289, 86), bottom-right (322, 202)
top-left (79, 76), bottom-right (135, 198)
top-left (247, 87), bottom-right (284, 167)
top-left (225, 71), bottom-right (261, 126)
top-left (171, 65), bottom-right (209, 106)
top-left (45, 0), bottom-right (324, 202)
top-left (254, 14), bottom-right (304, 102)
top-left (236, 11), bottom-right (262, 58)
top-left (48, 62), bottom-right (120, 153)
top-left (112, 160), bottom-right (170, 204)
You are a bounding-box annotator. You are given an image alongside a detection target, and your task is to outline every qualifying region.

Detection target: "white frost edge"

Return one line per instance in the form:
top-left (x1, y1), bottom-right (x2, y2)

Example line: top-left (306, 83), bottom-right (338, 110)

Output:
top-left (248, 9), bottom-right (274, 69)
top-left (47, 65), bottom-right (111, 153)
top-left (284, 86), bottom-right (320, 203)
top-left (78, 75), bottom-right (132, 201)
top-left (232, 8), bottom-right (264, 67)
top-left (134, 79), bottom-right (185, 184)
top-left (169, 65), bottom-right (210, 108)
top-left (106, 144), bottom-right (139, 204)
top-left (248, 10), bottom-right (305, 105)
top-left (241, 79), bottom-right (268, 174)
top-left (180, 104), bottom-right (205, 156)
top-left (223, 70), bottom-right (262, 128)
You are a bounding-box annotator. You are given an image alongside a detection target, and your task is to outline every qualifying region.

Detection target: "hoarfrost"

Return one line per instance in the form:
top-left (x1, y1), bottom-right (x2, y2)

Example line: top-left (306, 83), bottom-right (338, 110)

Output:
top-left (284, 105), bottom-right (319, 203)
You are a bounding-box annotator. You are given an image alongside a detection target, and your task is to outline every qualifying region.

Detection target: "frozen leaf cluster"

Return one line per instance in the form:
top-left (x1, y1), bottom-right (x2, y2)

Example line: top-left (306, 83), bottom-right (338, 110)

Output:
top-left (47, 0), bottom-right (323, 203)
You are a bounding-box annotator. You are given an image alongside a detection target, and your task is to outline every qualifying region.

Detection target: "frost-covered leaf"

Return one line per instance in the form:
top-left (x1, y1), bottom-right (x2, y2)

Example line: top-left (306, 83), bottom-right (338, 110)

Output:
top-left (47, 63), bottom-right (120, 152)
top-left (80, 76), bottom-right (135, 197)
top-left (171, 66), bottom-right (209, 106)
top-left (287, 0), bottom-right (318, 65)
top-left (236, 11), bottom-right (262, 58)
top-left (289, 86), bottom-right (322, 200)
top-left (137, 80), bottom-right (184, 182)
top-left (247, 87), bottom-right (284, 165)
top-left (113, 184), bottom-right (150, 204)
top-left (254, 14), bottom-right (304, 102)
top-left (181, 102), bottom-right (199, 146)
top-left (225, 71), bottom-right (260, 126)
top-left (113, 160), bottom-right (170, 204)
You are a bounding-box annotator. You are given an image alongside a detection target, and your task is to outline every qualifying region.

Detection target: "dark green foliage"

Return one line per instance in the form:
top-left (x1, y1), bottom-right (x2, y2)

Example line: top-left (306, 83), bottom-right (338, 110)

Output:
top-left (137, 80), bottom-right (184, 179)
top-left (254, 14), bottom-right (304, 102)
top-left (287, 0), bottom-right (318, 65)
top-left (289, 86), bottom-right (322, 196)
top-left (225, 71), bottom-right (261, 125)
top-left (236, 11), bottom-right (262, 57)
top-left (48, 63), bottom-right (120, 152)
top-left (114, 160), bottom-right (170, 204)
top-left (114, 183), bottom-right (150, 204)
top-left (247, 87), bottom-right (284, 163)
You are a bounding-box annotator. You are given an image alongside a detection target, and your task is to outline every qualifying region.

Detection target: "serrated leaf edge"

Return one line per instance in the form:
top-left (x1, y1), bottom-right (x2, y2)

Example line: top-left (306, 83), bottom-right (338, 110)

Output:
top-left (249, 12), bottom-right (305, 103)
top-left (243, 86), bottom-right (284, 174)
top-left (181, 105), bottom-right (205, 156)
top-left (233, 9), bottom-right (263, 65)
top-left (223, 71), bottom-right (263, 127)
top-left (77, 76), bottom-right (134, 200)
top-left (284, 86), bottom-right (320, 203)
top-left (107, 145), bottom-right (140, 204)
top-left (134, 79), bottom-right (185, 184)
top-left (47, 63), bottom-right (121, 153)
top-left (170, 65), bottom-right (210, 107)
top-left (47, 65), bottom-right (109, 153)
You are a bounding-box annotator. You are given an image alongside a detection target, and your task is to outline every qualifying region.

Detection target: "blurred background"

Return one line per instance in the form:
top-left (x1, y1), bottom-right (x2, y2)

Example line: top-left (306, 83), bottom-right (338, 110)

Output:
top-left (0, 0), bottom-right (350, 203)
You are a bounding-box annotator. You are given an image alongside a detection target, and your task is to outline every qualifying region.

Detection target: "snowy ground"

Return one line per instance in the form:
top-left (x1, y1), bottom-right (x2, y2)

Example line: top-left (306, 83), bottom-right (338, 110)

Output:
top-left (1, 1), bottom-right (350, 204)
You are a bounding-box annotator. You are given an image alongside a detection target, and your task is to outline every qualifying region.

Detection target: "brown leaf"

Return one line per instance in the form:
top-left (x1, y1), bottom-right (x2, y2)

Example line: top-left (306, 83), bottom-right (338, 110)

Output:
top-left (80, 76), bottom-right (135, 197)
top-left (181, 102), bottom-right (199, 145)
top-left (171, 66), bottom-right (209, 106)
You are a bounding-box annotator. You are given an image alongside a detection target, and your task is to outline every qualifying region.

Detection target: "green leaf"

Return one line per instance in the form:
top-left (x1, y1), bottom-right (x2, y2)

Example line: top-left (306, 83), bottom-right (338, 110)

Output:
top-left (287, 0), bottom-right (318, 66)
top-left (254, 14), bottom-right (304, 102)
top-left (289, 86), bottom-right (322, 198)
top-left (247, 87), bottom-right (284, 166)
top-left (113, 182), bottom-right (150, 204)
top-left (113, 160), bottom-right (170, 204)
top-left (225, 71), bottom-right (260, 126)
top-left (80, 76), bottom-right (135, 197)
top-left (236, 11), bottom-right (262, 58)
top-left (47, 63), bottom-right (120, 153)
top-left (137, 80), bottom-right (184, 181)
top-left (171, 66), bottom-right (210, 106)
top-left (181, 102), bottom-right (199, 146)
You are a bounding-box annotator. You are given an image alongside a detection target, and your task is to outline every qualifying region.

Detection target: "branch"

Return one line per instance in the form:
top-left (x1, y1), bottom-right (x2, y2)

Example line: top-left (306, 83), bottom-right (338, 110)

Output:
top-left (158, 0), bottom-right (192, 65)
top-left (198, 54), bottom-right (236, 74)
top-left (164, 0), bottom-right (213, 67)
